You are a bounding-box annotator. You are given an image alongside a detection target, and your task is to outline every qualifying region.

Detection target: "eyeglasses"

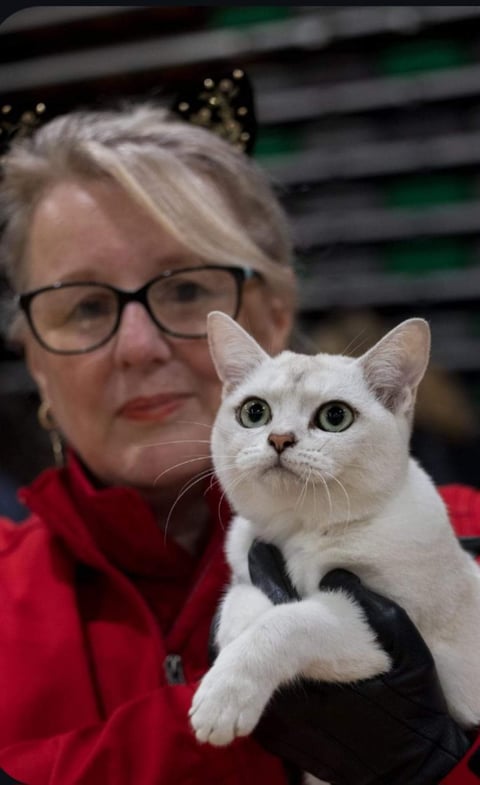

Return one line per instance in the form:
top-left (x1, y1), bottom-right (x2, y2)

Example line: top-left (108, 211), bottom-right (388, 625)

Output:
top-left (18, 265), bottom-right (259, 355)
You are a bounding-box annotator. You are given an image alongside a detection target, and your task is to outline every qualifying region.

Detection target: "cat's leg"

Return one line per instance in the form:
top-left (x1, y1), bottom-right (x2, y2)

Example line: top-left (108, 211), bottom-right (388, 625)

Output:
top-left (216, 583), bottom-right (274, 650)
top-left (304, 775), bottom-right (330, 785)
top-left (190, 589), bottom-right (390, 746)
top-left (430, 638), bottom-right (480, 728)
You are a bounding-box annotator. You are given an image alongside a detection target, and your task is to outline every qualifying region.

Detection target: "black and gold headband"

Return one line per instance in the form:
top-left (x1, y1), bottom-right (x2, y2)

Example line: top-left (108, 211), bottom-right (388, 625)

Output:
top-left (0, 101), bottom-right (48, 157)
top-left (0, 68), bottom-right (257, 159)
top-left (171, 68), bottom-right (257, 154)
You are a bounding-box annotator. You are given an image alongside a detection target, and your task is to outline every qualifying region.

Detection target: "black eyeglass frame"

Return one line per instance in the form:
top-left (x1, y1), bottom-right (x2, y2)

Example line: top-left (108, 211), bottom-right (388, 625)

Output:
top-left (17, 264), bottom-right (260, 355)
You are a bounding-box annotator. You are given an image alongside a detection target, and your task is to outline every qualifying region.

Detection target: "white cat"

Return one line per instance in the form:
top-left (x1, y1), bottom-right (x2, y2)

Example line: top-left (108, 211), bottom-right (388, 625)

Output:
top-left (189, 311), bottom-right (480, 781)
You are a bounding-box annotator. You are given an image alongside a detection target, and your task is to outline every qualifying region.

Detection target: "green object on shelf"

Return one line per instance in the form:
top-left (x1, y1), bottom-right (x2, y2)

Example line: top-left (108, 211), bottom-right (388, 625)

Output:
top-left (468, 380), bottom-right (480, 408)
top-left (254, 128), bottom-right (301, 160)
top-left (209, 7), bottom-right (291, 28)
top-left (379, 38), bottom-right (470, 76)
top-left (383, 238), bottom-right (472, 275)
top-left (469, 316), bottom-right (480, 339)
top-left (385, 175), bottom-right (475, 209)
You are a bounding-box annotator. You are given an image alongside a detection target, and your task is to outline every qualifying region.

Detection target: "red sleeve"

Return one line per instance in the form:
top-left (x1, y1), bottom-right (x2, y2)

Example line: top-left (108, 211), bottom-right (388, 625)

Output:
top-left (441, 734), bottom-right (480, 784)
top-left (0, 685), bottom-right (287, 785)
top-left (438, 485), bottom-right (480, 781)
top-left (439, 484), bottom-right (480, 538)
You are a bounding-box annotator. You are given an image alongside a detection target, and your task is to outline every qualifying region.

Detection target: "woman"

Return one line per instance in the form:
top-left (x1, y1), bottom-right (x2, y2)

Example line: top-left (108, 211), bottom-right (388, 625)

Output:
top-left (0, 100), bottom-right (478, 785)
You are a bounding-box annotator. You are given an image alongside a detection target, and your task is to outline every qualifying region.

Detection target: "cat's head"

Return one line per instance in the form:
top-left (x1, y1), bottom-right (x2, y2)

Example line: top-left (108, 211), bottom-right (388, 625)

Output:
top-left (207, 312), bottom-right (430, 536)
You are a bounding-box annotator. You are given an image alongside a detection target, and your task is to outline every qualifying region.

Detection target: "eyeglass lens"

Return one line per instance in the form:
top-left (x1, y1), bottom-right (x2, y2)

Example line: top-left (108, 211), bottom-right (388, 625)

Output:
top-left (28, 268), bottom-right (241, 352)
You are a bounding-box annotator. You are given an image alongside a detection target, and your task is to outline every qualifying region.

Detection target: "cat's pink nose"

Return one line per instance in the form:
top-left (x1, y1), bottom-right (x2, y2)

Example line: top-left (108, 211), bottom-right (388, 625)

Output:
top-left (268, 432), bottom-right (297, 454)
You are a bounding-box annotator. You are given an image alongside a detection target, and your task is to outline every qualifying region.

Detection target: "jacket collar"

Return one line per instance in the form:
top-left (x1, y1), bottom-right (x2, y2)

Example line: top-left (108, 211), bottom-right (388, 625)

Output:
top-left (19, 451), bottom-right (230, 578)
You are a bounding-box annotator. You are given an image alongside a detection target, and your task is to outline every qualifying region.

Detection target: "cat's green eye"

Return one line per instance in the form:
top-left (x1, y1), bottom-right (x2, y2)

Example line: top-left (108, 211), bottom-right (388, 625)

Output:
top-left (315, 401), bottom-right (354, 432)
top-left (238, 398), bottom-right (272, 428)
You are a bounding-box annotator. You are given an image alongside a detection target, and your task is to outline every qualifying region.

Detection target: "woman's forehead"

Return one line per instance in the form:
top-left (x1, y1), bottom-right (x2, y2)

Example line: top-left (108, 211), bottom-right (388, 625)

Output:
top-left (25, 178), bottom-right (205, 286)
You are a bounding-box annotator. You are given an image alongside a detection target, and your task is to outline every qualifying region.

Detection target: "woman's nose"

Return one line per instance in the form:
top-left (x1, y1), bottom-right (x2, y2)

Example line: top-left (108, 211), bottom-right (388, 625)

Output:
top-left (112, 302), bottom-right (172, 366)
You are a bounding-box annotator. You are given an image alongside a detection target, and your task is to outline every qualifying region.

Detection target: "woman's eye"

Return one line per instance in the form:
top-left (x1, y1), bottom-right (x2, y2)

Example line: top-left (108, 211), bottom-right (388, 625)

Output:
top-left (238, 399), bottom-right (272, 428)
top-left (172, 282), bottom-right (207, 303)
top-left (70, 297), bottom-right (113, 322)
top-left (315, 402), bottom-right (354, 432)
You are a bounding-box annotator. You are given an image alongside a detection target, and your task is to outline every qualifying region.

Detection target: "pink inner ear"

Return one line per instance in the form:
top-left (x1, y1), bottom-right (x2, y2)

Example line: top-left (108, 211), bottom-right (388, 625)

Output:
top-left (359, 321), bottom-right (430, 415)
top-left (207, 311), bottom-right (269, 392)
top-left (370, 381), bottom-right (414, 414)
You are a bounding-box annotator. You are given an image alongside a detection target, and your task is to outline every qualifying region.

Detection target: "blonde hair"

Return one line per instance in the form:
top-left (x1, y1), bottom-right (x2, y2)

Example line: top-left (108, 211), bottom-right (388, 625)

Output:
top-left (0, 103), bottom-right (295, 310)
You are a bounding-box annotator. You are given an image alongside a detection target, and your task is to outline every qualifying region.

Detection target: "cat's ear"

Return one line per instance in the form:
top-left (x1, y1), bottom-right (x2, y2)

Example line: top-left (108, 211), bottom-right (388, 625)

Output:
top-left (207, 311), bottom-right (269, 394)
top-left (358, 318), bottom-right (430, 415)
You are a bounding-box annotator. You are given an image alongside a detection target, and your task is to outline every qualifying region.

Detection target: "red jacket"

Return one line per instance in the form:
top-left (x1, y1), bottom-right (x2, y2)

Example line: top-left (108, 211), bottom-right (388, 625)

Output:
top-left (0, 455), bottom-right (477, 785)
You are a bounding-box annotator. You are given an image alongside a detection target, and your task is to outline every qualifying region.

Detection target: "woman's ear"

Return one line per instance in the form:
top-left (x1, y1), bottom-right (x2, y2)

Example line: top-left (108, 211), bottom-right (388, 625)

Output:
top-left (267, 296), bottom-right (294, 355)
top-left (240, 288), bottom-right (294, 357)
top-left (24, 339), bottom-right (50, 404)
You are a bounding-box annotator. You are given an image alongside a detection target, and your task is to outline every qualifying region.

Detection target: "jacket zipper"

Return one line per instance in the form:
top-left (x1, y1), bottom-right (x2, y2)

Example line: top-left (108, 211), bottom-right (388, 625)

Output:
top-left (164, 653), bottom-right (185, 684)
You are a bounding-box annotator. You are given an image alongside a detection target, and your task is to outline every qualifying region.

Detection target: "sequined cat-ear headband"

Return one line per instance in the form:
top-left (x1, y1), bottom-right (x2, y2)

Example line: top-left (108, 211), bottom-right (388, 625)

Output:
top-left (0, 101), bottom-right (47, 158)
top-left (170, 68), bottom-right (257, 155)
top-left (0, 68), bottom-right (257, 159)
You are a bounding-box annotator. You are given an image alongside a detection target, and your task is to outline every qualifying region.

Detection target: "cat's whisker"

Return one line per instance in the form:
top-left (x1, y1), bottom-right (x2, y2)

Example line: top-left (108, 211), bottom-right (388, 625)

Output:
top-left (177, 418), bottom-right (234, 441)
top-left (221, 468), bottom-right (251, 499)
top-left (173, 419), bottom-right (213, 430)
top-left (153, 454), bottom-right (212, 485)
top-left (293, 471), bottom-right (307, 515)
top-left (217, 480), bottom-right (243, 529)
top-left (138, 439), bottom-right (212, 450)
top-left (296, 466), bottom-right (313, 515)
top-left (154, 453), bottom-right (244, 489)
top-left (341, 328), bottom-right (370, 357)
top-left (316, 472), bottom-right (334, 525)
top-left (217, 469), bottom-right (254, 528)
top-left (175, 466), bottom-right (216, 500)
top-left (302, 473), bottom-right (310, 512)
top-left (304, 467), bottom-right (314, 511)
top-left (164, 468), bottom-right (218, 542)
top-left (214, 473), bottom-right (243, 528)
top-left (224, 464), bottom-right (255, 492)
top-left (323, 471), bottom-right (352, 527)
top-left (308, 467), bottom-right (319, 522)
top-left (312, 469), bottom-right (318, 521)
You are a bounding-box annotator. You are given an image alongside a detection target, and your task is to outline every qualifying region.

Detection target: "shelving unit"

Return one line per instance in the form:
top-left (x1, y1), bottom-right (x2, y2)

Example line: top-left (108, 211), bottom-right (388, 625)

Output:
top-left (1, 5), bottom-right (480, 490)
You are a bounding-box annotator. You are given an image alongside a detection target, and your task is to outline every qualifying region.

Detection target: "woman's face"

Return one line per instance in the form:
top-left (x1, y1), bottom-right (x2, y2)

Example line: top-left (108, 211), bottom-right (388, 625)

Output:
top-left (24, 178), bottom-right (292, 494)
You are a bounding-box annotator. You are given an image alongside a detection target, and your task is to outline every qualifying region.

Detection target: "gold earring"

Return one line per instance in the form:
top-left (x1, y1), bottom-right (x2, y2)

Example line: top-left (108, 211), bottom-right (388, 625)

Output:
top-left (37, 401), bottom-right (64, 467)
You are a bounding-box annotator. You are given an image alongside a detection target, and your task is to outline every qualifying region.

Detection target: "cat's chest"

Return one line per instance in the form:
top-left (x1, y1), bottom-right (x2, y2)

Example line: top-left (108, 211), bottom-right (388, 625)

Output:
top-left (283, 533), bottom-right (371, 597)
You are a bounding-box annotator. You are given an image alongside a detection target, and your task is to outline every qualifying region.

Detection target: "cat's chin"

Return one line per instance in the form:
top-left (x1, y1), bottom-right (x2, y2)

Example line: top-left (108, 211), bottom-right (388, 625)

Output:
top-left (260, 464), bottom-right (304, 492)
top-left (262, 463), bottom-right (299, 479)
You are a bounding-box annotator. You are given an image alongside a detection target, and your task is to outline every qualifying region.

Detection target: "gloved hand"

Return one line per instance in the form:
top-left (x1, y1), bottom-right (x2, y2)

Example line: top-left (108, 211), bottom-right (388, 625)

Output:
top-left (248, 539), bottom-right (472, 785)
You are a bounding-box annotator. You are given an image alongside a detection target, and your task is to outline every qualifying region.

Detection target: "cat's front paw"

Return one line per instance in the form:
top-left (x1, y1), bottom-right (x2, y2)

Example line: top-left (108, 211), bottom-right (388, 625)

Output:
top-left (189, 658), bottom-right (271, 746)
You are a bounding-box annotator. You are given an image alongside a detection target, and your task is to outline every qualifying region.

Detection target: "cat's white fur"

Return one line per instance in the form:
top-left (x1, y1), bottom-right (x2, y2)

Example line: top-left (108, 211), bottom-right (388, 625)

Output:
top-left (190, 312), bottom-right (480, 781)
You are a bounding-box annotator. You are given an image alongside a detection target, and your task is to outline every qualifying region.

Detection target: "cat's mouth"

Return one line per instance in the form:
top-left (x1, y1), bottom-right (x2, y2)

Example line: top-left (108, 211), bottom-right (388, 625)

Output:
top-left (262, 457), bottom-right (299, 480)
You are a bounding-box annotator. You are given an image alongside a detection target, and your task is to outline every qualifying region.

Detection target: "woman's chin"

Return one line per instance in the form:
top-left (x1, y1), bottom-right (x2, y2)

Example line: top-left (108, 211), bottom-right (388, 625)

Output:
top-left (118, 448), bottom-right (213, 494)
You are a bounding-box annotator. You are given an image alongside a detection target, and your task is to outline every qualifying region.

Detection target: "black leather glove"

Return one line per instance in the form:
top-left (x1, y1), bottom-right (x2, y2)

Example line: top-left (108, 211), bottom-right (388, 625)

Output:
top-left (248, 539), bottom-right (472, 785)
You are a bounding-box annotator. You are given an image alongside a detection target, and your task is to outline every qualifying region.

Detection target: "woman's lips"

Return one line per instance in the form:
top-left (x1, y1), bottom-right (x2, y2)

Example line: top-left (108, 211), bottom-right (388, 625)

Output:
top-left (118, 393), bottom-right (191, 422)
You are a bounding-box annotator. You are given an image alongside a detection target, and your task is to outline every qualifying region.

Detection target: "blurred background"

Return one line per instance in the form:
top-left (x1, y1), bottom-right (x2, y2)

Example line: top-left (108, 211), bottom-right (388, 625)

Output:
top-left (1, 5), bottom-right (480, 519)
